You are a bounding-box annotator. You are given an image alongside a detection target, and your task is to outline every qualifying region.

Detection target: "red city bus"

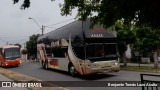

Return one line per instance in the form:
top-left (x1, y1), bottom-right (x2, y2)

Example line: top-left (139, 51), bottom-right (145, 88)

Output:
top-left (0, 45), bottom-right (21, 67)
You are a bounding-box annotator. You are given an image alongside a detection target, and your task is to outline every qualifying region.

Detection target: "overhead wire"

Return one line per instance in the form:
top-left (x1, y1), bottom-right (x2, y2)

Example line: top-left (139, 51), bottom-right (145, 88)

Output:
top-left (46, 18), bottom-right (75, 27)
top-left (2, 18), bottom-right (76, 46)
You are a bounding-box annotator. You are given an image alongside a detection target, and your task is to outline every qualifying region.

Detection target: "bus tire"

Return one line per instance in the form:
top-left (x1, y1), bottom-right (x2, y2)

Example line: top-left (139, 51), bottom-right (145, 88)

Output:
top-left (42, 61), bottom-right (45, 69)
top-left (68, 64), bottom-right (76, 77)
top-left (16, 65), bottom-right (19, 67)
top-left (44, 61), bottom-right (49, 70)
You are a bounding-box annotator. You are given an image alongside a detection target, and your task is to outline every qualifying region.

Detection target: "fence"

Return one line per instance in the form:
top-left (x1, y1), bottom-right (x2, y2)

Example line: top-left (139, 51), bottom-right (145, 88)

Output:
top-left (140, 74), bottom-right (160, 90)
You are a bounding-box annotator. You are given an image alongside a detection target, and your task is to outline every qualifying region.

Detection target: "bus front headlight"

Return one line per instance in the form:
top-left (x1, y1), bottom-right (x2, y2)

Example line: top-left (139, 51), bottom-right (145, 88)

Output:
top-left (5, 62), bottom-right (8, 66)
top-left (114, 63), bottom-right (118, 66)
top-left (91, 64), bottom-right (100, 68)
top-left (19, 60), bottom-right (22, 63)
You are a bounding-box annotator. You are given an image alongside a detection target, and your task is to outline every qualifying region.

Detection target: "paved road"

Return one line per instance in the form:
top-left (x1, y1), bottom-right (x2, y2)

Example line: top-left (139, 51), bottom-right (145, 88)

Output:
top-left (6, 61), bottom-right (160, 90)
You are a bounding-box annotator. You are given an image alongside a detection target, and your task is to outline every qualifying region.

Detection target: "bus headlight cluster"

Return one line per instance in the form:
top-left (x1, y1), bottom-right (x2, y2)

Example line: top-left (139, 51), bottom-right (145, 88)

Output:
top-left (91, 64), bottom-right (100, 68)
top-left (87, 64), bottom-right (100, 68)
top-left (19, 60), bottom-right (22, 63)
top-left (114, 63), bottom-right (118, 66)
top-left (5, 62), bottom-right (8, 66)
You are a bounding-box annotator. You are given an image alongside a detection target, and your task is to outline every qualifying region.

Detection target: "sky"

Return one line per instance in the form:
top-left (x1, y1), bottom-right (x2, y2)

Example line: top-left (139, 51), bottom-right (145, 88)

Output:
top-left (0, 0), bottom-right (77, 47)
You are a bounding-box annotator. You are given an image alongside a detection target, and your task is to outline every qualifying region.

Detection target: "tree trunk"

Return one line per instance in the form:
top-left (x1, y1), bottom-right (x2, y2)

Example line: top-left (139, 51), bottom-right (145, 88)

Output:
top-left (153, 51), bottom-right (159, 69)
top-left (125, 45), bottom-right (131, 60)
top-left (122, 52), bottom-right (127, 67)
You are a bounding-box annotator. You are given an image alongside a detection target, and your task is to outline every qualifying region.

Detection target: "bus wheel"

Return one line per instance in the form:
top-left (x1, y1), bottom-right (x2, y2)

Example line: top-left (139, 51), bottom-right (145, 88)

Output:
top-left (44, 61), bottom-right (49, 70)
top-left (41, 61), bottom-right (45, 69)
top-left (69, 64), bottom-right (76, 76)
top-left (16, 65), bottom-right (19, 67)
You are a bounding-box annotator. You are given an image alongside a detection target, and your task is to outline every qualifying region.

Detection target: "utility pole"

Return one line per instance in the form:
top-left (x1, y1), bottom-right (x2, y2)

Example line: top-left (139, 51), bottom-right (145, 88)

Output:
top-left (28, 17), bottom-right (45, 35)
top-left (42, 25), bottom-right (44, 35)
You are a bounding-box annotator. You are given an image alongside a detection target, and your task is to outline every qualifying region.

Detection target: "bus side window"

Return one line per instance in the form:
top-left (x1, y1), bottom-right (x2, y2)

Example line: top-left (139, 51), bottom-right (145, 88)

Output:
top-left (51, 46), bottom-right (68, 58)
top-left (45, 45), bottom-right (51, 57)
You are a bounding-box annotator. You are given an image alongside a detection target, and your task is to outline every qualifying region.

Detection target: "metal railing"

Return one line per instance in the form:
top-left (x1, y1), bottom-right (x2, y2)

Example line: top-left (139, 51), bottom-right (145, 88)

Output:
top-left (140, 74), bottom-right (160, 90)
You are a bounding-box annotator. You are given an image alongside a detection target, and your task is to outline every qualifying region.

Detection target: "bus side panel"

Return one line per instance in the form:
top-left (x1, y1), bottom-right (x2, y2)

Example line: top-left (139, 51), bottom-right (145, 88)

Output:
top-left (48, 58), bottom-right (59, 69)
top-left (47, 57), bottom-right (69, 71)
top-left (55, 57), bottom-right (69, 71)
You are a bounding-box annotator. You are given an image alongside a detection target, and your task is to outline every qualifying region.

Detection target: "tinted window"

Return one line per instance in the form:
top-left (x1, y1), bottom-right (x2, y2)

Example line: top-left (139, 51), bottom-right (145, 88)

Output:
top-left (71, 35), bottom-right (85, 59)
top-left (51, 47), bottom-right (68, 57)
top-left (45, 46), bottom-right (51, 57)
top-left (86, 44), bottom-right (118, 60)
top-left (72, 44), bottom-right (85, 60)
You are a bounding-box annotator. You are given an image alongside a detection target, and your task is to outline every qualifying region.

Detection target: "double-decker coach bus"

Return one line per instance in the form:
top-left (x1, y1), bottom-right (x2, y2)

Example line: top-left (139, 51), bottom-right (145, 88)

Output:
top-left (37, 19), bottom-right (120, 76)
top-left (0, 45), bottom-right (21, 67)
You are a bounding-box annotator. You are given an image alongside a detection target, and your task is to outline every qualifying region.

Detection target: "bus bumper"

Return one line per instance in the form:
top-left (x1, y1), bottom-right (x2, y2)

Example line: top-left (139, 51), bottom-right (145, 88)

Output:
top-left (3, 60), bottom-right (21, 67)
top-left (84, 64), bottom-right (120, 75)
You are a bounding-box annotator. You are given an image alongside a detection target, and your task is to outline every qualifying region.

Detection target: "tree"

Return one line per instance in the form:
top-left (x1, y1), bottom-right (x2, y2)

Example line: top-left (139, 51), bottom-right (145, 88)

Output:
top-left (13, 0), bottom-right (160, 68)
top-left (114, 21), bottom-right (136, 67)
top-left (26, 34), bottom-right (40, 59)
top-left (135, 25), bottom-right (160, 69)
top-left (21, 48), bottom-right (27, 54)
top-left (14, 43), bottom-right (22, 48)
top-left (13, 0), bottom-right (160, 29)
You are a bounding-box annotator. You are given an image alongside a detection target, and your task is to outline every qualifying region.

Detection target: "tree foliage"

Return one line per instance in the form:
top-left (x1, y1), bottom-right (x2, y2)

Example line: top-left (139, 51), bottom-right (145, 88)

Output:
top-left (13, 0), bottom-right (160, 29)
top-left (14, 43), bottom-right (22, 48)
top-left (135, 25), bottom-right (160, 52)
top-left (26, 34), bottom-right (40, 57)
top-left (113, 21), bottom-right (136, 44)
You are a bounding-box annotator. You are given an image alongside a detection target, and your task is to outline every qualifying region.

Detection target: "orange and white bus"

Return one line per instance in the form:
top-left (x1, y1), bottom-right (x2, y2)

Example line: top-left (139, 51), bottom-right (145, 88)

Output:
top-left (37, 19), bottom-right (121, 76)
top-left (0, 45), bottom-right (21, 67)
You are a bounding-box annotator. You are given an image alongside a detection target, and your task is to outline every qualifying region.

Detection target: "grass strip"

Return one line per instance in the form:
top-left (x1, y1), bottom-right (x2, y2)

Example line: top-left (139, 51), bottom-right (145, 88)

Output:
top-left (121, 65), bottom-right (160, 73)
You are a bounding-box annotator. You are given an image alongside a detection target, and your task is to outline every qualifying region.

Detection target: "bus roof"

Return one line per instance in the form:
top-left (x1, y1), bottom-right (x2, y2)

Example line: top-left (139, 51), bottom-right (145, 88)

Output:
top-left (2, 45), bottom-right (20, 49)
top-left (37, 19), bottom-right (117, 43)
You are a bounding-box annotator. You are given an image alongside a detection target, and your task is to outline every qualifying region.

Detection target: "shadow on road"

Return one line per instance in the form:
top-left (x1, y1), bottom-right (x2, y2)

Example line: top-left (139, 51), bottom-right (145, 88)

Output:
top-left (1, 65), bottom-right (20, 68)
top-left (80, 74), bottom-right (116, 80)
top-left (46, 68), bottom-right (116, 80)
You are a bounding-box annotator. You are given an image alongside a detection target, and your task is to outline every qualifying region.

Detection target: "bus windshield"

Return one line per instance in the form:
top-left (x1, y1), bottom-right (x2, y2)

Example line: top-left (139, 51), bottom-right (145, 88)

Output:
top-left (4, 48), bottom-right (21, 60)
top-left (72, 43), bottom-right (118, 61)
top-left (86, 44), bottom-right (118, 61)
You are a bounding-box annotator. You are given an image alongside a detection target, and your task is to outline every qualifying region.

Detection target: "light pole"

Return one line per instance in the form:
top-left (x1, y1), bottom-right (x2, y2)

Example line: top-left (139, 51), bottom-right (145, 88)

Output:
top-left (28, 17), bottom-right (44, 35)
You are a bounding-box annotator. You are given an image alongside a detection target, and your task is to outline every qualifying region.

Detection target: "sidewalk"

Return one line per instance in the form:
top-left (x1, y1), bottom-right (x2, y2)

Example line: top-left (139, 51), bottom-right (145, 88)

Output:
top-left (0, 74), bottom-right (28, 90)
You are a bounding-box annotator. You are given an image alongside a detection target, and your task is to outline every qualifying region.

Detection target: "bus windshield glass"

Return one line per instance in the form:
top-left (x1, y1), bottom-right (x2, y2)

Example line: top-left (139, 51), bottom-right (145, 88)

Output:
top-left (86, 44), bottom-right (118, 61)
top-left (72, 43), bottom-right (118, 61)
top-left (4, 48), bottom-right (21, 60)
